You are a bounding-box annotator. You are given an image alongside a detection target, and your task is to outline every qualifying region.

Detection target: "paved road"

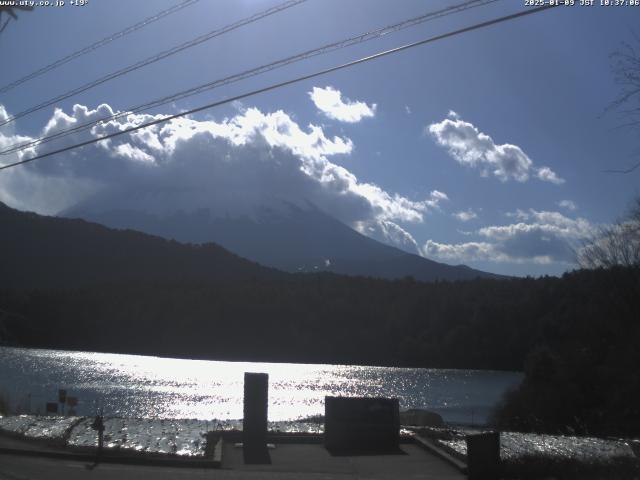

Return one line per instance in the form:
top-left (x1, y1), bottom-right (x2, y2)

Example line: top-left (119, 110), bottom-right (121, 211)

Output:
top-left (0, 443), bottom-right (465, 480)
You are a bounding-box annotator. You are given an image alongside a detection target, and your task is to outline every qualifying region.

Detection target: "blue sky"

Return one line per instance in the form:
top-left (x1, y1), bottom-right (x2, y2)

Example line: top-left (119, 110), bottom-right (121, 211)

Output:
top-left (1, 0), bottom-right (639, 276)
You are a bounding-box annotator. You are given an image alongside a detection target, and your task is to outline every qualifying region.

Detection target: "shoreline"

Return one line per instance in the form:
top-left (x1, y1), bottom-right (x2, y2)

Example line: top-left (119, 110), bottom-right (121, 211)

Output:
top-left (0, 344), bottom-right (524, 374)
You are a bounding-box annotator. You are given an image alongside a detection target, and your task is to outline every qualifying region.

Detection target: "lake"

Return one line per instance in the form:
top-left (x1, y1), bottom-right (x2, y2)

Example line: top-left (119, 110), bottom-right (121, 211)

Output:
top-left (0, 347), bottom-right (522, 425)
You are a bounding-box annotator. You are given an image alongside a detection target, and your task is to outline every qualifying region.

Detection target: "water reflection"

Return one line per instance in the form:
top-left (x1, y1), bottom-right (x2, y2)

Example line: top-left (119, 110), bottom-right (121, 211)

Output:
top-left (0, 347), bottom-right (522, 424)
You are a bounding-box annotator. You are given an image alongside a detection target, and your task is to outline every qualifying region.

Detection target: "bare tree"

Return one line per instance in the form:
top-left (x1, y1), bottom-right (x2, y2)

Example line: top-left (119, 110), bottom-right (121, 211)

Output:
top-left (603, 33), bottom-right (640, 174)
top-left (578, 197), bottom-right (640, 268)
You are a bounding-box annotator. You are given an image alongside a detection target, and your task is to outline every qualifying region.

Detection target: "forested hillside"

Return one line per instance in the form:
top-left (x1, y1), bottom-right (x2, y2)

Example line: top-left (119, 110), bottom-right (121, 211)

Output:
top-left (2, 268), bottom-right (638, 373)
top-left (1, 202), bottom-right (639, 436)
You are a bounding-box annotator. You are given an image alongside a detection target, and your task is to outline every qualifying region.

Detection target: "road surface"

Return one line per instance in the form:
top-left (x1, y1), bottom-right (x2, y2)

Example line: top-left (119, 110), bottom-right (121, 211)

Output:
top-left (0, 443), bottom-right (465, 480)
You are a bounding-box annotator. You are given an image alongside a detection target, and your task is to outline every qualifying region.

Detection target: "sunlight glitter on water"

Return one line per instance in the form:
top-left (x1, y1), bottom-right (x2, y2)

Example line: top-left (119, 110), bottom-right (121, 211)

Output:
top-left (0, 347), bottom-right (522, 424)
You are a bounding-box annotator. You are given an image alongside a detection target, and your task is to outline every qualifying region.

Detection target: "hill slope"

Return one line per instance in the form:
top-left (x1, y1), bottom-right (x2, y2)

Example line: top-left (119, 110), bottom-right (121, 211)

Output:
top-left (64, 202), bottom-right (498, 282)
top-left (0, 202), bottom-right (279, 289)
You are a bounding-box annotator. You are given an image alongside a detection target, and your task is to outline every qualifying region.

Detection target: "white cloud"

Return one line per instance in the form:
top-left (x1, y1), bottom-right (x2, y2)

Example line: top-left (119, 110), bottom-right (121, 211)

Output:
top-left (114, 143), bottom-right (155, 163)
top-left (536, 166), bottom-right (565, 185)
top-left (505, 209), bottom-right (531, 220)
top-left (424, 240), bottom-right (511, 263)
top-left (405, 105), bottom-right (412, 115)
top-left (453, 209), bottom-right (478, 222)
top-left (558, 199), bottom-right (577, 211)
top-left (309, 86), bottom-right (376, 123)
top-left (428, 112), bottom-right (564, 184)
top-left (356, 219), bottom-right (420, 254)
top-left (424, 209), bottom-right (595, 265)
top-left (478, 210), bottom-right (593, 242)
top-left (0, 102), bottom-right (443, 255)
top-left (428, 189), bottom-right (449, 204)
top-left (0, 105), bottom-right (13, 132)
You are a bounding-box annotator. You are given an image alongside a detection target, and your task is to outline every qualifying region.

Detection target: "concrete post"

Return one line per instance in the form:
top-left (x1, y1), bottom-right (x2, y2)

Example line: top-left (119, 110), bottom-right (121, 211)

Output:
top-left (465, 431), bottom-right (500, 480)
top-left (243, 372), bottom-right (269, 464)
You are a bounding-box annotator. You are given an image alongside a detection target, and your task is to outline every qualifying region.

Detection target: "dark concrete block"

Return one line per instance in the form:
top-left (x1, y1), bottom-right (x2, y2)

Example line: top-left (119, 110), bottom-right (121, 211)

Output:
top-left (243, 372), bottom-right (270, 464)
top-left (465, 431), bottom-right (500, 480)
top-left (324, 396), bottom-right (400, 454)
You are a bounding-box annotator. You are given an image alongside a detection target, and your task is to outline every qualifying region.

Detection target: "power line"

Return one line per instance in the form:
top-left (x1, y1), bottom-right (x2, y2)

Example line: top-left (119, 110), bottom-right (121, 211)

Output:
top-left (0, 4), bottom-right (556, 172)
top-left (0, 0), bottom-right (499, 157)
top-left (0, 0), bottom-right (497, 156)
top-left (0, 0), bottom-right (200, 94)
top-left (0, 0), bottom-right (307, 127)
top-left (603, 161), bottom-right (640, 174)
top-left (0, 16), bottom-right (10, 35)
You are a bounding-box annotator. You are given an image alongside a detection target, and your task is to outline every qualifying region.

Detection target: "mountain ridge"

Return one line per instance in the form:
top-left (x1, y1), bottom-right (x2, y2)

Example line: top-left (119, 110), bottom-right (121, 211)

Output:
top-left (0, 201), bottom-right (280, 289)
top-left (62, 200), bottom-right (500, 282)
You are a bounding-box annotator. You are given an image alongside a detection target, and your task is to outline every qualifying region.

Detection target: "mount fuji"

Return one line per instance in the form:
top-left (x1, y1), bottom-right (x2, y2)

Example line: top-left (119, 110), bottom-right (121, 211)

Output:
top-left (63, 198), bottom-right (498, 282)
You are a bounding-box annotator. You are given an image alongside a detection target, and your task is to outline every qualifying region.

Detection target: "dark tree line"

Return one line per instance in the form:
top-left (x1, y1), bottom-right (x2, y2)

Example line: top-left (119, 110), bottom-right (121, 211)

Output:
top-left (1, 266), bottom-right (639, 436)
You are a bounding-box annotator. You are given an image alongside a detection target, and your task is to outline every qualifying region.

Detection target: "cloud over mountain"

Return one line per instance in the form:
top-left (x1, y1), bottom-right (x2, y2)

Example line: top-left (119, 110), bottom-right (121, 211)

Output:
top-left (428, 111), bottom-right (564, 185)
top-left (0, 102), bottom-right (441, 254)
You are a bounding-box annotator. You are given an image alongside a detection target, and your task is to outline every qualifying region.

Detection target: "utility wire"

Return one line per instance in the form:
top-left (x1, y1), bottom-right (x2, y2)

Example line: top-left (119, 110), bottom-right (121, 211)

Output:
top-left (0, 0), bottom-right (307, 127)
top-left (0, 4), bottom-right (556, 172)
top-left (0, 0), bottom-right (200, 95)
top-left (0, 0), bottom-right (499, 157)
top-left (0, 16), bottom-right (10, 35)
top-left (603, 161), bottom-right (640, 174)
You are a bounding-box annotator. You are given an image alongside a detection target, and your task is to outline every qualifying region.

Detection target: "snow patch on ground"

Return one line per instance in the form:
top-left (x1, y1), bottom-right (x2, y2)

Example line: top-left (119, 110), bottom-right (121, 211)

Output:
top-left (0, 415), bottom-right (211, 457)
top-left (436, 429), bottom-right (636, 462)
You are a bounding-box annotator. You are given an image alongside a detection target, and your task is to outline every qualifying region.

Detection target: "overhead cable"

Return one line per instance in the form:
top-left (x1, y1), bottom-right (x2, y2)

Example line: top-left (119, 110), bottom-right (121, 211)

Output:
top-left (0, 0), bottom-right (307, 127)
top-left (0, 0), bottom-right (200, 94)
top-left (0, 0), bottom-right (498, 156)
top-left (0, 4), bottom-right (556, 172)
